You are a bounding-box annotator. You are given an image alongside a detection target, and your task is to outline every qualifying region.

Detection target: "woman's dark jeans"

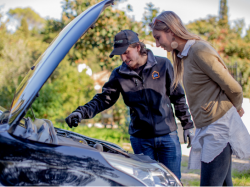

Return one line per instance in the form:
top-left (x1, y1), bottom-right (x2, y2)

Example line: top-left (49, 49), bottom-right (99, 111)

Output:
top-left (200, 143), bottom-right (233, 186)
top-left (130, 131), bottom-right (182, 180)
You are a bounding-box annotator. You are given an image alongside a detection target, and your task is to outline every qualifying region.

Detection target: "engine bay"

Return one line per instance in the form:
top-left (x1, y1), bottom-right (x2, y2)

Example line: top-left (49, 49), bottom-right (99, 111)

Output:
top-left (11, 116), bottom-right (129, 157)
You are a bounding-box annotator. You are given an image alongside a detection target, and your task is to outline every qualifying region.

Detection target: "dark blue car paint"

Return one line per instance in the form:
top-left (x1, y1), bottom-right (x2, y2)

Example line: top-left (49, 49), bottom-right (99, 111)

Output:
top-left (0, 131), bottom-right (143, 186)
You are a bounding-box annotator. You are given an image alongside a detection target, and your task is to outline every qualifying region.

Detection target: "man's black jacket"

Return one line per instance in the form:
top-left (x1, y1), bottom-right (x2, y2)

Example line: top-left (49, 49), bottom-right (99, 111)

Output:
top-left (75, 50), bottom-right (193, 138)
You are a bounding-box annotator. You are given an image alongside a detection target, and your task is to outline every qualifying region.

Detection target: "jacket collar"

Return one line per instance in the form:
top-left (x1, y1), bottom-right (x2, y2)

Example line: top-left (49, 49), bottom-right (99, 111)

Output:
top-left (119, 49), bottom-right (157, 76)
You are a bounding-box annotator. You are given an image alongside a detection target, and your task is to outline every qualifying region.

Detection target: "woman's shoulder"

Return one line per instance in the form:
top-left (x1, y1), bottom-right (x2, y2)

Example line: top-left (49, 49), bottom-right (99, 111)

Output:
top-left (192, 40), bottom-right (213, 50)
top-left (190, 40), bottom-right (218, 57)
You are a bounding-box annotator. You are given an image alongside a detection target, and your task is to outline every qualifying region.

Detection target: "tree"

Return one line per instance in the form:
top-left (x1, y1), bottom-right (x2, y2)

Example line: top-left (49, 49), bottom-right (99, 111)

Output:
top-left (18, 18), bottom-right (29, 37)
top-left (218, 0), bottom-right (229, 27)
top-left (0, 29), bottom-right (48, 109)
top-left (244, 26), bottom-right (250, 43)
top-left (26, 59), bottom-right (96, 122)
top-left (42, 19), bottom-right (65, 43)
top-left (8, 7), bottom-right (45, 30)
top-left (232, 19), bottom-right (245, 37)
top-left (142, 3), bottom-right (159, 36)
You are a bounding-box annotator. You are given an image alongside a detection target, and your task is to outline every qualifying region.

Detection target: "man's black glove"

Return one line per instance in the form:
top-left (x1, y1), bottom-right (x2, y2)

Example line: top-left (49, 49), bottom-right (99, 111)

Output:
top-left (183, 129), bottom-right (194, 148)
top-left (65, 112), bottom-right (82, 128)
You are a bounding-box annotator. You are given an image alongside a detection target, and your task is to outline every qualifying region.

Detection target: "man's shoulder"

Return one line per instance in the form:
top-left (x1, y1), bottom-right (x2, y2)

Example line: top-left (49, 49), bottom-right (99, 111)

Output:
top-left (110, 65), bottom-right (122, 78)
top-left (154, 56), bottom-right (173, 70)
top-left (155, 55), bottom-right (168, 62)
top-left (154, 56), bottom-right (171, 65)
top-left (113, 66), bottom-right (121, 72)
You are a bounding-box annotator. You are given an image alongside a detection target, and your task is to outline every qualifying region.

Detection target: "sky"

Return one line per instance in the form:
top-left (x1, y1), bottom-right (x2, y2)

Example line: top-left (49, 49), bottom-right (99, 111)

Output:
top-left (0, 0), bottom-right (250, 35)
top-left (0, 0), bottom-right (63, 20)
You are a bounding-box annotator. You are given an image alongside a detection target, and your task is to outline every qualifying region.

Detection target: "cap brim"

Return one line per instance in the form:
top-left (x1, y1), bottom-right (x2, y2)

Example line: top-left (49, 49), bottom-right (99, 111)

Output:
top-left (109, 45), bottom-right (129, 58)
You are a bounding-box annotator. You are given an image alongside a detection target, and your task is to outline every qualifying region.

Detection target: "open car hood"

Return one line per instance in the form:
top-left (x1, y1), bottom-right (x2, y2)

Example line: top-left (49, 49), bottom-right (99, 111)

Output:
top-left (8, 0), bottom-right (114, 132)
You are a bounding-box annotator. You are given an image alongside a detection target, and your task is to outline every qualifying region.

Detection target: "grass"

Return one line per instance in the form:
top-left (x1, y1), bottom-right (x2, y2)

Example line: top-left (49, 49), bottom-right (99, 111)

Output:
top-left (232, 169), bottom-right (250, 186)
top-left (181, 169), bottom-right (250, 186)
top-left (188, 169), bottom-right (200, 174)
top-left (182, 179), bottom-right (200, 186)
top-left (181, 161), bottom-right (188, 167)
top-left (187, 179), bottom-right (200, 186)
top-left (55, 123), bottom-right (130, 148)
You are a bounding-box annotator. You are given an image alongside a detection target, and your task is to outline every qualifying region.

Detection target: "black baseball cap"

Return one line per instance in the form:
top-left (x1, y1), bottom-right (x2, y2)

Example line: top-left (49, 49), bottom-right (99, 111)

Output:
top-left (109, 30), bottom-right (139, 58)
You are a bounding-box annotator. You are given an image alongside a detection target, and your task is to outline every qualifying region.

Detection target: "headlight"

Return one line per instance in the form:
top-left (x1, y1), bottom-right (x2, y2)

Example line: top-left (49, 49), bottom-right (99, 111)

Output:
top-left (101, 152), bottom-right (182, 186)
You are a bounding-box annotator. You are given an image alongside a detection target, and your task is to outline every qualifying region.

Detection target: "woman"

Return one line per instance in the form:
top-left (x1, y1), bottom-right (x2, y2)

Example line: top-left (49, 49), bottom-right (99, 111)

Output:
top-left (149, 11), bottom-right (250, 186)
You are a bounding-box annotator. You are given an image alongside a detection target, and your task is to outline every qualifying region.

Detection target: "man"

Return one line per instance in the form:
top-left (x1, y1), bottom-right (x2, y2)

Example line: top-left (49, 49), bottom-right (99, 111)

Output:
top-left (65, 30), bottom-right (194, 180)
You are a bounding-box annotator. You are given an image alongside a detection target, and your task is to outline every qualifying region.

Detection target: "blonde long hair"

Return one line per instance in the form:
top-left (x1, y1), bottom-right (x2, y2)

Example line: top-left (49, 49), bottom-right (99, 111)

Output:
top-left (149, 11), bottom-right (201, 88)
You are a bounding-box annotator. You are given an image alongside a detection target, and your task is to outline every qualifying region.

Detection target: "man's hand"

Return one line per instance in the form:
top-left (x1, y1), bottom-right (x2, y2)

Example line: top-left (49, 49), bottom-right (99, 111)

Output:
top-left (183, 129), bottom-right (194, 148)
top-left (65, 112), bottom-right (82, 128)
top-left (237, 107), bottom-right (244, 117)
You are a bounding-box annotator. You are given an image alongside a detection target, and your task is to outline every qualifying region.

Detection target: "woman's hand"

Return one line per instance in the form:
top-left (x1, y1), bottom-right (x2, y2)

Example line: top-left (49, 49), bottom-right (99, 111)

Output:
top-left (237, 107), bottom-right (245, 117)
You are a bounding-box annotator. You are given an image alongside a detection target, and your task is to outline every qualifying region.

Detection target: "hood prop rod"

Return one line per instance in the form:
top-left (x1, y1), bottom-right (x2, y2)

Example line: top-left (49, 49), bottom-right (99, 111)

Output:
top-left (30, 107), bottom-right (36, 120)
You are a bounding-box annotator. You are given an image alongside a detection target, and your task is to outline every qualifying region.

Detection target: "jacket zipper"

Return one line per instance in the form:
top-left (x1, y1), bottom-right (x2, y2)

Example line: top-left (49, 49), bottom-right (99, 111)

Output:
top-left (120, 70), bottom-right (155, 130)
top-left (141, 74), bottom-right (155, 132)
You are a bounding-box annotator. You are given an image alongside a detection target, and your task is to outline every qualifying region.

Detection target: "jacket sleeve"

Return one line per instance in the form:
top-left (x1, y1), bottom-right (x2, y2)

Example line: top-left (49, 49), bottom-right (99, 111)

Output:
top-left (166, 60), bottom-right (194, 130)
top-left (193, 45), bottom-right (243, 110)
top-left (74, 70), bottom-right (121, 119)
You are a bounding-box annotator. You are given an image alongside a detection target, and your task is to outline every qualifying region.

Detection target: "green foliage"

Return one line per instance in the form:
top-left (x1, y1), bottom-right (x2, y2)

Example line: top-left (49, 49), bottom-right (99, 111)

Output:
top-left (42, 19), bottom-right (65, 43)
top-left (25, 58), bottom-right (96, 123)
top-left (8, 7), bottom-right (45, 30)
top-left (232, 19), bottom-right (245, 37)
top-left (18, 18), bottom-right (29, 37)
top-left (182, 168), bottom-right (250, 186)
top-left (232, 169), bottom-right (250, 186)
top-left (182, 179), bottom-right (200, 186)
top-left (112, 96), bottom-right (130, 135)
top-left (186, 16), bottom-right (219, 38)
top-left (219, 0), bottom-right (229, 27)
top-left (0, 30), bottom-right (48, 109)
top-left (27, 82), bottom-right (63, 121)
top-left (181, 161), bottom-right (188, 167)
top-left (182, 169), bottom-right (250, 186)
top-left (244, 26), bottom-right (250, 43)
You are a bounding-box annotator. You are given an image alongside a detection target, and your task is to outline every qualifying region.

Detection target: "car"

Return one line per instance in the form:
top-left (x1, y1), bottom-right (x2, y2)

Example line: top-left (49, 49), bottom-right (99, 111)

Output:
top-left (0, 0), bottom-right (182, 186)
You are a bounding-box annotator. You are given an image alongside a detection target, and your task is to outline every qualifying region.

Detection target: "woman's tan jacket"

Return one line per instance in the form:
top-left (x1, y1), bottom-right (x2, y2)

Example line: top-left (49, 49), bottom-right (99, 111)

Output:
top-left (183, 40), bottom-right (243, 128)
